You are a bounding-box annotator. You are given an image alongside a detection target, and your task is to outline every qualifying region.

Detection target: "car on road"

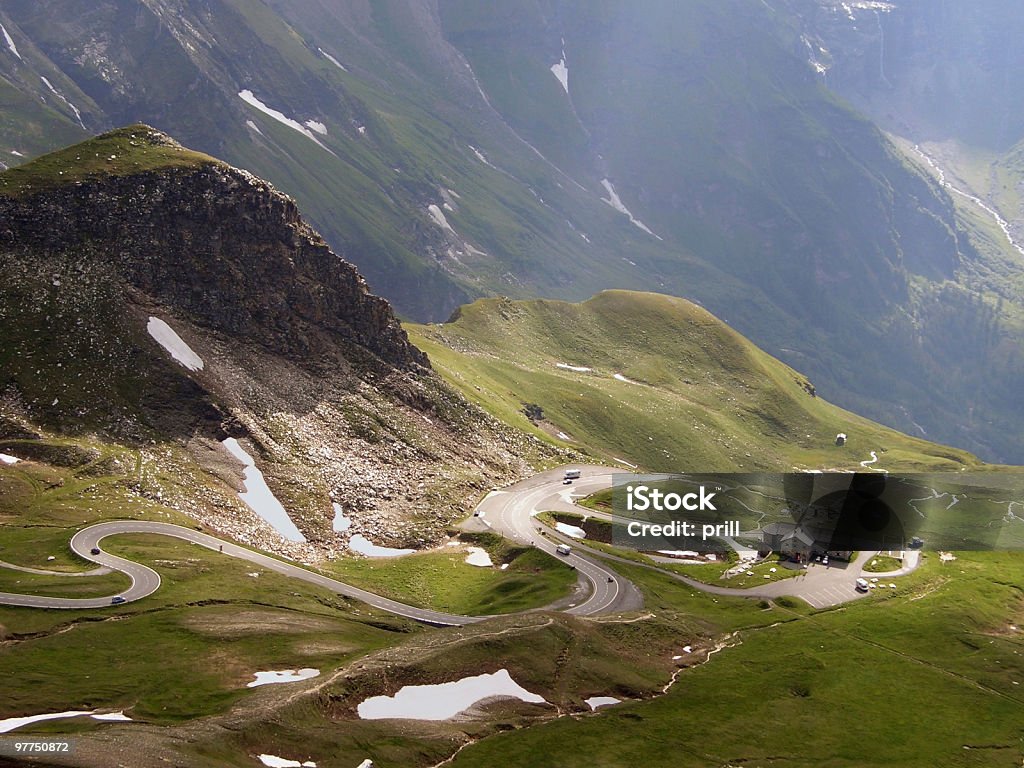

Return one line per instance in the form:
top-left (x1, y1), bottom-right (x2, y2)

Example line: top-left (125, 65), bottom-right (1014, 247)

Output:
top-left (90, 547), bottom-right (101, 555)
top-left (855, 578), bottom-right (870, 593)
top-left (562, 478), bottom-right (573, 485)
top-left (556, 544), bottom-right (572, 555)
top-left (111, 596), bottom-right (126, 604)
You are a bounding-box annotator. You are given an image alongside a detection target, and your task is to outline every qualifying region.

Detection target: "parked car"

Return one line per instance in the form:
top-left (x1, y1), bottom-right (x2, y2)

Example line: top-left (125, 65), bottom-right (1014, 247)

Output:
top-left (855, 578), bottom-right (870, 593)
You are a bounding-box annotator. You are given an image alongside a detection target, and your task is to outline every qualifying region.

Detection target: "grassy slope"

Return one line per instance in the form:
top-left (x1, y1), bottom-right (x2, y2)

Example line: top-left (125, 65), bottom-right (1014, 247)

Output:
top-left (0, 433), bottom-right (575, 727)
top-left (446, 550), bottom-right (1024, 768)
top-left (408, 290), bottom-right (984, 472)
top-left (322, 533), bottom-right (577, 616)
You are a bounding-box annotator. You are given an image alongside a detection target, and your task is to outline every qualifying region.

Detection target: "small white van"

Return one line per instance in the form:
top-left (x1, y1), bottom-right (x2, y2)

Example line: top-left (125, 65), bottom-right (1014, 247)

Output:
top-left (556, 544), bottom-right (572, 556)
top-left (564, 469), bottom-right (581, 480)
top-left (855, 578), bottom-right (870, 592)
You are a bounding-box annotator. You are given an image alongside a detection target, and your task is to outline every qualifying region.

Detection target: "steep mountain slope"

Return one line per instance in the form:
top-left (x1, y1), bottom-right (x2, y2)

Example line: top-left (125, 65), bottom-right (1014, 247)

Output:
top-left (0, 126), bottom-right (558, 556)
top-left (0, 0), bottom-right (1021, 463)
top-left (408, 291), bottom-right (986, 473)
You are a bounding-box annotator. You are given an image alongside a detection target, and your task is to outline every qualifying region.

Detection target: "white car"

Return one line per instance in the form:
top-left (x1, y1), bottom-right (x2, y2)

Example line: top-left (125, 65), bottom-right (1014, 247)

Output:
top-left (855, 578), bottom-right (870, 593)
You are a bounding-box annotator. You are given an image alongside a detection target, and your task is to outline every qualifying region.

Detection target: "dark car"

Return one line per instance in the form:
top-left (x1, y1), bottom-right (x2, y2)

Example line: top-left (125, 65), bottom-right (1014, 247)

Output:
top-left (111, 596), bottom-right (126, 605)
top-left (90, 547), bottom-right (101, 555)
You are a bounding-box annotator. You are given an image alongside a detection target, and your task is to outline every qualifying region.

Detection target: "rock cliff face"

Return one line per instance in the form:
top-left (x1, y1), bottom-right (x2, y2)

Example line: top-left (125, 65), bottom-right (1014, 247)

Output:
top-left (0, 126), bottom-right (567, 555)
top-left (0, 127), bottom-right (426, 372)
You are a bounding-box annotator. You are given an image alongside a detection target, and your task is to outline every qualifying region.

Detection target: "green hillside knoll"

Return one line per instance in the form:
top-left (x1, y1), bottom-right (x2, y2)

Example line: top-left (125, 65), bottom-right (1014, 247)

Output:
top-left (407, 290), bottom-right (985, 472)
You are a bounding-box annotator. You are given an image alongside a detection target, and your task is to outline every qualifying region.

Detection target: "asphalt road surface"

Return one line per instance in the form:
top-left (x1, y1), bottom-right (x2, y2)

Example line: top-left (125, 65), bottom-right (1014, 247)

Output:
top-left (0, 466), bottom-right (639, 625)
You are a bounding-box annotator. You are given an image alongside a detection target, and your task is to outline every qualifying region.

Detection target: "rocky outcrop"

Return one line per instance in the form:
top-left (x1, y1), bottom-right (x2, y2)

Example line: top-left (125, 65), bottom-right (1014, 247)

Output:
top-left (0, 128), bottom-right (427, 372)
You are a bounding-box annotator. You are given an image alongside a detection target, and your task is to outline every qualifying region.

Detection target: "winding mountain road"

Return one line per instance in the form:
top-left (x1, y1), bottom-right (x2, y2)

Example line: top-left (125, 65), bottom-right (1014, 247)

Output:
top-left (0, 466), bottom-right (638, 625)
top-left (0, 465), bottom-right (906, 621)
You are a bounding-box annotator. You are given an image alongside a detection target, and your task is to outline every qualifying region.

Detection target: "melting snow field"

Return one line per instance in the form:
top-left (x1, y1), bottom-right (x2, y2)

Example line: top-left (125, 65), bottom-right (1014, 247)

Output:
top-left (599, 179), bottom-right (660, 238)
top-left (147, 317), bottom-right (204, 371)
top-left (332, 502), bottom-right (352, 532)
top-left (427, 203), bottom-right (455, 232)
top-left (550, 38), bottom-right (569, 93)
top-left (40, 76), bottom-right (86, 130)
top-left (1, 23), bottom-right (21, 60)
top-left (585, 696), bottom-right (621, 710)
top-left (348, 534), bottom-right (414, 558)
top-left (0, 453), bottom-right (20, 464)
top-left (91, 711), bottom-right (132, 722)
top-left (613, 373), bottom-right (637, 384)
top-left (318, 47), bottom-right (348, 72)
top-left (247, 669), bottom-right (320, 688)
top-left (468, 145), bottom-right (495, 168)
top-left (258, 755), bottom-right (317, 768)
top-left (555, 522), bottom-right (586, 539)
top-left (222, 438), bottom-right (306, 542)
top-left (0, 711), bottom-right (132, 733)
top-left (238, 90), bottom-right (335, 154)
top-left (556, 363), bottom-right (592, 373)
top-left (464, 546), bottom-right (493, 567)
top-left (357, 669), bottom-right (547, 720)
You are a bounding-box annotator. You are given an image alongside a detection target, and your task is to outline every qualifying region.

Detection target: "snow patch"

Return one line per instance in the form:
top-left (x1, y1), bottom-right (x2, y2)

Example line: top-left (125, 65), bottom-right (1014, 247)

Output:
top-left (257, 755), bottom-right (317, 768)
top-left (247, 669), bottom-right (320, 688)
top-left (10, 150), bottom-right (23, 157)
top-left (91, 711), bottom-right (132, 722)
top-left (238, 90), bottom-right (335, 155)
top-left (468, 145), bottom-right (495, 168)
top-left (556, 363), bottom-right (592, 373)
top-left (318, 47), bottom-right (348, 72)
top-left (464, 546), bottom-right (493, 567)
top-left (0, 711), bottom-right (133, 733)
top-left (0, 23), bottom-right (21, 60)
top-left (304, 119), bottom-right (327, 136)
top-left (40, 76), bottom-right (86, 130)
top-left (585, 696), bottom-right (621, 710)
top-left (550, 38), bottom-right (569, 93)
top-left (349, 534), bottom-right (414, 558)
top-left (613, 373), bottom-right (637, 384)
top-left (0, 453), bottom-right (20, 465)
top-left (428, 204), bottom-right (454, 232)
top-left (357, 669), bottom-right (547, 720)
top-left (332, 502), bottom-right (352, 533)
top-left (147, 317), bottom-right (204, 371)
top-left (555, 522), bottom-right (586, 539)
top-left (222, 438), bottom-right (306, 543)
top-left (599, 179), bottom-right (661, 239)
top-left (245, 119), bottom-right (264, 136)
top-left (357, 125), bottom-right (366, 135)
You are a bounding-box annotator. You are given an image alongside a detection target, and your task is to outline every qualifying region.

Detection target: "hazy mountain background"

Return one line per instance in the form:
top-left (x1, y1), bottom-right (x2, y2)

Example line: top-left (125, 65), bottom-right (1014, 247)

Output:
top-left (1, 0), bottom-right (1021, 462)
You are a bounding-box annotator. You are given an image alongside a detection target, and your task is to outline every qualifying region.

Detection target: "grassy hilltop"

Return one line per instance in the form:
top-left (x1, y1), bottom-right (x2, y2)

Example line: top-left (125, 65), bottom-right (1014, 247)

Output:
top-left (408, 290), bottom-right (985, 472)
